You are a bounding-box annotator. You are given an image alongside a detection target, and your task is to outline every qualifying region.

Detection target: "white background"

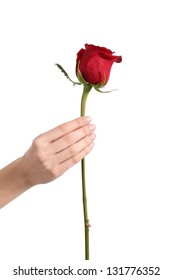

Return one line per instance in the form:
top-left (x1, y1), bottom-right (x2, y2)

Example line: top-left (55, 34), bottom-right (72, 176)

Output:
top-left (0, 0), bottom-right (173, 279)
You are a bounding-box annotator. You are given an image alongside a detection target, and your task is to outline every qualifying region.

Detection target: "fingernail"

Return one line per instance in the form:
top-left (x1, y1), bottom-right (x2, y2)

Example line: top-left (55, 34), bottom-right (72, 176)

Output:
top-left (90, 133), bottom-right (96, 141)
top-left (86, 116), bottom-right (92, 123)
top-left (89, 124), bottom-right (96, 131)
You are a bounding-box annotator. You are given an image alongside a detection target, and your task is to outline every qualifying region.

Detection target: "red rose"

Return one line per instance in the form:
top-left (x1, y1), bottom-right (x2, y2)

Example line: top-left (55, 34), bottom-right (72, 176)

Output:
top-left (76, 44), bottom-right (122, 87)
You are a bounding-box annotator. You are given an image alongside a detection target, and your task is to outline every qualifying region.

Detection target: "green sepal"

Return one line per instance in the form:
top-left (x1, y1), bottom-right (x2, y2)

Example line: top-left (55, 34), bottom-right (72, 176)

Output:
top-left (77, 67), bottom-right (90, 86)
top-left (55, 63), bottom-right (81, 86)
top-left (94, 75), bottom-right (107, 89)
top-left (94, 87), bottom-right (118, 93)
top-left (75, 63), bottom-right (118, 93)
top-left (94, 73), bottom-right (118, 93)
top-left (77, 62), bottom-right (92, 87)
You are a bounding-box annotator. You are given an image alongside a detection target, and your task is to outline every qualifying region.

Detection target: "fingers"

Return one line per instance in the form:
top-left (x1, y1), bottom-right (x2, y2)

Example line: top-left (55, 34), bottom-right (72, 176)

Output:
top-left (51, 123), bottom-right (96, 153)
top-left (42, 116), bottom-right (92, 142)
top-left (53, 132), bottom-right (96, 165)
top-left (25, 116), bottom-right (96, 185)
top-left (55, 139), bottom-right (95, 176)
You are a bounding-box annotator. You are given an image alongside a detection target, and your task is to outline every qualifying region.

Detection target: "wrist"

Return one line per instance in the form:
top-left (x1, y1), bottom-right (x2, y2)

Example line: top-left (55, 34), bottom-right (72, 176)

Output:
top-left (0, 157), bottom-right (33, 208)
top-left (16, 156), bottom-right (35, 189)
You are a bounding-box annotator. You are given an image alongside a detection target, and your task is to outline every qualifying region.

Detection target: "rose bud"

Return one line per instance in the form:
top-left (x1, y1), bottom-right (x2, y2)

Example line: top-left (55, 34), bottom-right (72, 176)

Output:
top-left (76, 44), bottom-right (122, 88)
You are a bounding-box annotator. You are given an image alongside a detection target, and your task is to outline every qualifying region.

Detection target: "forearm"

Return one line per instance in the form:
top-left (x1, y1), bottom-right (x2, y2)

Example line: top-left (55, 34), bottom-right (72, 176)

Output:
top-left (0, 158), bottom-right (32, 208)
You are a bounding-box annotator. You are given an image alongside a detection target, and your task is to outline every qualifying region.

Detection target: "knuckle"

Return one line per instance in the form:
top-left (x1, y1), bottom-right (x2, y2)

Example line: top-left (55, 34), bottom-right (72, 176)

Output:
top-left (71, 155), bottom-right (79, 165)
top-left (75, 126), bottom-right (89, 140)
top-left (68, 145), bottom-right (76, 156)
top-left (75, 116), bottom-right (86, 127)
top-left (66, 132), bottom-right (74, 143)
top-left (84, 125), bottom-right (90, 135)
top-left (84, 142), bottom-right (94, 156)
top-left (84, 145), bottom-right (91, 155)
top-left (32, 135), bottom-right (43, 149)
top-left (86, 135), bottom-right (92, 145)
top-left (32, 136), bottom-right (46, 161)
top-left (58, 125), bottom-right (67, 136)
top-left (75, 118), bottom-right (82, 126)
top-left (32, 139), bottom-right (41, 156)
top-left (83, 135), bottom-right (94, 148)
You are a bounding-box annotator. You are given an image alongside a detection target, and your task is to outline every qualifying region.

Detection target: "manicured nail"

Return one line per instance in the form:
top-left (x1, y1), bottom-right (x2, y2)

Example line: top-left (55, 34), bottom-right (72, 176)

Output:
top-left (90, 133), bottom-right (96, 141)
top-left (86, 116), bottom-right (92, 123)
top-left (89, 124), bottom-right (96, 131)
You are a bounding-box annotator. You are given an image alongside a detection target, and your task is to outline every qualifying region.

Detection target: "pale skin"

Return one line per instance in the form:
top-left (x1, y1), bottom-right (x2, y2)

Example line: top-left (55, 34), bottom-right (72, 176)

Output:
top-left (0, 116), bottom-right (96, 208)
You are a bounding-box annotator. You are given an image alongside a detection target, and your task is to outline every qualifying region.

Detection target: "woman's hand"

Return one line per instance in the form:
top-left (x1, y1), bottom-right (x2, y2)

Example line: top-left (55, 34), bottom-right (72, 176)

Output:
top-left (0, 116), bottom-right (96, 208)
top-left (21, 116), bottom-right (96, 186)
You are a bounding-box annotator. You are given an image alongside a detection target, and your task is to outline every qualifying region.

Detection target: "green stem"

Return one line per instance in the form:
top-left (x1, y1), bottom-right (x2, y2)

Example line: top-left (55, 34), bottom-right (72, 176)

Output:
top-left (81, 84), bottom-right (92, 260)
